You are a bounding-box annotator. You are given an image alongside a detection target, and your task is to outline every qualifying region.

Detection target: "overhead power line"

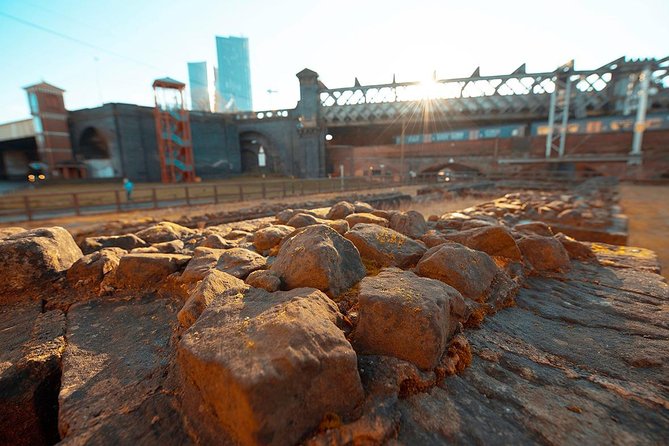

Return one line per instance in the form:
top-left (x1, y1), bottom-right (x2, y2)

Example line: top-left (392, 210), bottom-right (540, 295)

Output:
top-left (0, 10), bottom-right (220, 98)
top-left (0, 10), bottom-right (164, 71)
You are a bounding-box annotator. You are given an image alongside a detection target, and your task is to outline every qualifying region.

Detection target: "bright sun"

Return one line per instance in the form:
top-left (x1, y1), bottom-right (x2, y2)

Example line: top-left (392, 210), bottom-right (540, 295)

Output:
top-left (416, 79), bottom-right (442, 100)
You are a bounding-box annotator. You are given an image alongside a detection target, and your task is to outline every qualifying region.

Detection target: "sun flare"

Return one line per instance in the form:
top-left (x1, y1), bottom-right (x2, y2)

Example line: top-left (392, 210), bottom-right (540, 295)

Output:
top-left (417, 79), bottom-right (443, 100)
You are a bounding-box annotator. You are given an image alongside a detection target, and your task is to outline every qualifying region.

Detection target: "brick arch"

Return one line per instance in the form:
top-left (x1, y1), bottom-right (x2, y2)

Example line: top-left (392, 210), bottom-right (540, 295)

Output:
top-left (419, 161), bottom-right (483, 176)
top-left (77, 127), bottom-right (110, 160)
top-left (239, 131), bottom-right (283, 174)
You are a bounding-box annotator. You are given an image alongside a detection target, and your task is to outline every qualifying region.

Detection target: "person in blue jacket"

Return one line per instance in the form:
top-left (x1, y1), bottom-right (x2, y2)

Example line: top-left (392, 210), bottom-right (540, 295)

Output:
top-left (123, 178), bottom-right (134, 201)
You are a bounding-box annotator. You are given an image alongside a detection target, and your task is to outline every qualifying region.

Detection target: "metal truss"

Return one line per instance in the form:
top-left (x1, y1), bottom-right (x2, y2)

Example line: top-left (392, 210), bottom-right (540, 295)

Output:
top-left (318, 56), bottom-right (669, 128)
top-left (545, 62), bottom-right (573, 159)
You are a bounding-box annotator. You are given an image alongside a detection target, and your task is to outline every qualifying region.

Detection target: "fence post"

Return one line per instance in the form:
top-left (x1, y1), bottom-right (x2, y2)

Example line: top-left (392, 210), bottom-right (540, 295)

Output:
top-left (261, 183), bottom-right (266, 199)
top-left (72, 193), bottom-right (81, 216)
top-left (317, 181), bottom-right (321, 194)
top-left (238, 184), bottom-right (244, 201)
top-left (301, 182), bottom-right (305, 196)
top-left (282, 182), bottom-right (287, 198)
top-left (214, 185), bottom-right (219, 204)
top-left (185, 186), bottom-right (191, 206)
top-left (152, 188), bottom-right (158, 209)
top-left (23, 196), bottom-right (33, 221)
top-left (114, 190), bottom-right (121, 211)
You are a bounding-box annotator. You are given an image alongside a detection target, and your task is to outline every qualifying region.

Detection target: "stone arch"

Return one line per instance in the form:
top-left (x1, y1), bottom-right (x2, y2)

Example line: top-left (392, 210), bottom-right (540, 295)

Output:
top-left (419, 161), bottom-right (482, 180)
top-left (78, 127), bottom-right (110, 160)
top-left (239, 131), bottom-right (283, 174)
top-left (77, 127), bottom-right (115, 178)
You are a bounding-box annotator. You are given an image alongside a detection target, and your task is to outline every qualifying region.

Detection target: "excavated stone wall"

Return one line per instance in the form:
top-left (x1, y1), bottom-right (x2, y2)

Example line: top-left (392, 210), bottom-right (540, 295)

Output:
top-left (0, 179), bottom-right (667, 445)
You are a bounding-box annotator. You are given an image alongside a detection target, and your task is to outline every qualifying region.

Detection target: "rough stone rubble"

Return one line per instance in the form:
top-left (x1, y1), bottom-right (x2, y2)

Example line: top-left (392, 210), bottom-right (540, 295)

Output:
top-left (0, 179), bottom-right (667, 445)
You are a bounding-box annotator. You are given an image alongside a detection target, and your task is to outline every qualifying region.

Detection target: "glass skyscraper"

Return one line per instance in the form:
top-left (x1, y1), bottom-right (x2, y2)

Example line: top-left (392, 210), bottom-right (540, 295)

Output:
top-left (187, 61), bottom-right (211, 112)
top-left (215, 36), bottom-right (252, 112)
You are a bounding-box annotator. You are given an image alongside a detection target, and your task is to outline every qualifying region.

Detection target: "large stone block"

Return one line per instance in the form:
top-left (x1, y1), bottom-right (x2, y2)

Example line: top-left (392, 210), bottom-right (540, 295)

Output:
top-left (271, 225), bottom-right (365, 297)
top-left (67, 247), bottom-right (125, 288)
top-left (518, 234), bottom-right (571, 272)
top-left (177, 287), bottom-right (364, 445)
top-left (345, 224), bottom-right (426, 268)
top-left (445, 225), bottom-right (522, 260)
top-left (352, 268), bottom-right (465, 370)
top-left (135, 221), bottom-right (194, 244)
top-left (80, 233), bottom-right (147, 254)
top-left (103, 253), bottom-right (190, 291)
top-left (0, 227), bottom-right (82, 303)
top-left (326, 201), bottom-right (355, 220)
top-left (416, 243), bottom-right (498, 300)
top-left (253, 225), bottom-right (294, 252)
top-left (389, 211), bottom-right (428, 239)
top-left (177, 269), bottom-right (248, 329)
top-left (345, 213), bottom-right (389, 228)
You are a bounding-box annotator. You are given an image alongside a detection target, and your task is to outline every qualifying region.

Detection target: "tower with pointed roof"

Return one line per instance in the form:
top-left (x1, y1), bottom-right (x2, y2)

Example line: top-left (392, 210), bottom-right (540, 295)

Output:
top-left (24, 82), bottom-right (83, 178)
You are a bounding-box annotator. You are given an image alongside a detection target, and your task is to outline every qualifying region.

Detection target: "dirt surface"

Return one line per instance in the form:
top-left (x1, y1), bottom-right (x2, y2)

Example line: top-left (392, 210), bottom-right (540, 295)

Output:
top-left (401, 195), bottom-right (494, 217)
top-left (620, 184), bottom-right (669, 279)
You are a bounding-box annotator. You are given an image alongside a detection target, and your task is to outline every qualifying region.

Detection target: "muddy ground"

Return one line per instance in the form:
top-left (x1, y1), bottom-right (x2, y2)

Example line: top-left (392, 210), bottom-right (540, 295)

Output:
top-left (620, 184), bottom-right (669, 279)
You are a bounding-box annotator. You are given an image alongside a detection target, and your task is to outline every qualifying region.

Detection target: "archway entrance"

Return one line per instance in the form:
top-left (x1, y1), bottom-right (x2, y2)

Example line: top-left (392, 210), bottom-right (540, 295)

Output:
top-left (78, 127), bottom-right (114, 178)
top-left (419, 162), bottom-right (482, 182)
top-left (239, 131), bottom-right (282, 174)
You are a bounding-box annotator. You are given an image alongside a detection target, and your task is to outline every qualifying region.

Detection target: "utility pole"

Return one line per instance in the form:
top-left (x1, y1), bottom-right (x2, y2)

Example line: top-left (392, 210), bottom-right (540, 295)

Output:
top-left (630, 67), bottom-right (651, 164)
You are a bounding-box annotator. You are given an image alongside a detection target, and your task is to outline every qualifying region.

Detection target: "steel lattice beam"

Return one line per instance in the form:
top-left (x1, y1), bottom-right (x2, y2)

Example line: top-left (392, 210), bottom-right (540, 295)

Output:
top-left (318, 56), bottom-right (669, 128)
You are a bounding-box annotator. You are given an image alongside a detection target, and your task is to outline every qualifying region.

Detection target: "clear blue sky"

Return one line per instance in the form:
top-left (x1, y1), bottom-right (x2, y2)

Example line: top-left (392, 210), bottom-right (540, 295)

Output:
top-left (0, 0), bottom-right (667, 123)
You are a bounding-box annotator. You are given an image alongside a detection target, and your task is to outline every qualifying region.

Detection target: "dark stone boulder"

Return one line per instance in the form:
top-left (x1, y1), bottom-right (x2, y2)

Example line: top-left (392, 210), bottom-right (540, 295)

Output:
top-left (179, 247), bottom-right (265, 283)
top-left (326, 201), bottom-right (356, 220)
top-left (287, 213), bottom-right (349, 235)
top-left (555, 233), bottom-right (596, 261)
top-left (199, 233), bottom-right (237, 249)
top-left (132, 239), bottom-right (184, 254)
top-left (352, 268), bottom-right (466, 370)
top-left (416, 243), bottom-right (498, 300)
top-left (253, 225), bottom-right (294, 252)
top-left (345, 213), bottom-right (389, 228)
top-left (80, 233), bottom-right (148, 254)
top-left (420, 230), bottom-right (451, 248)
top-left (177, 269), bottom-right (248, 329)
top-left (345, 224), bottom-right (426, 268)
top-left (286, 212), bottom-right (320, 228)
top-left (177, 287), bottom-right (364, 446)
top-left (245, 270), bottom-right (281, 292)
top-left (0, 227), bottom-right (82, 303)
top-left (67, 247), bottom-right (125, 289)
top-left (514, 221), bottom-right (554, 237)
top-left (389, 211), bottom-right (428, 239)
top-left (135, 221), bottom-right (194, 244)
top-left (445, 225), bottom-right (522, 261)
top-left (216, 247), bottom-right (267, 279)
top-left (101, 253), bottom-right (191, 292)
top-left (271, 225), bottom-right (365, 297)
top-left (353, 201), bottom-right (375, 213)
top-left (518, 235), bottom-right (571, 272)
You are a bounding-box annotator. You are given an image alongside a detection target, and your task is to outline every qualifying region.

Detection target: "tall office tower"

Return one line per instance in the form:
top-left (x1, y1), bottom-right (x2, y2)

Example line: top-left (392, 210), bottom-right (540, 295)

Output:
top-left (215, 36), bottom-right (252, 112)
top-left (187, 62), bottom-right (211, 112)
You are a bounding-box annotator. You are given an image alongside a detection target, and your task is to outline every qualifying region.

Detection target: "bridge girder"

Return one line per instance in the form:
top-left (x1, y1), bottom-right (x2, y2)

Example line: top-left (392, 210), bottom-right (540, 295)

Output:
top-left (319, 56), bottom-right (669, 128)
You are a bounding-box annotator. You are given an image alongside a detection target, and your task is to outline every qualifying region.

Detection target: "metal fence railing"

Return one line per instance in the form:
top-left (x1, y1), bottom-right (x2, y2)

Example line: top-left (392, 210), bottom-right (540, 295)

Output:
top-left (0, 177), bottom-right (416, 223)
top-left (0, 170), bottom-right (621, 223)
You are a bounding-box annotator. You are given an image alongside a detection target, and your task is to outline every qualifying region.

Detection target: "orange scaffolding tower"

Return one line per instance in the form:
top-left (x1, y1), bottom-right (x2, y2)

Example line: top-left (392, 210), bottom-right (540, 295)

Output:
top-left (152, 77), bottom-right (196, 183)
